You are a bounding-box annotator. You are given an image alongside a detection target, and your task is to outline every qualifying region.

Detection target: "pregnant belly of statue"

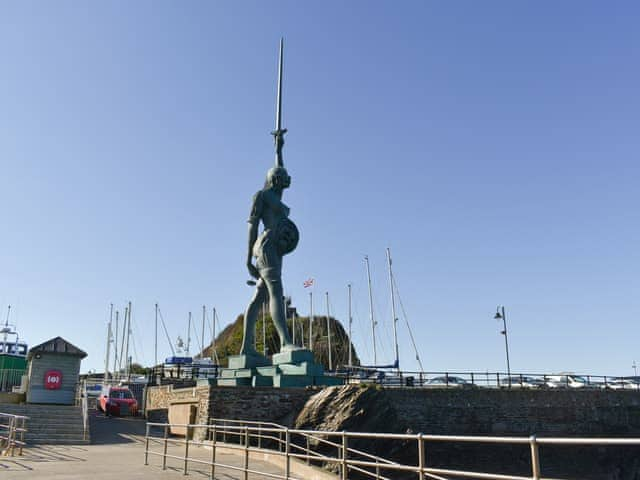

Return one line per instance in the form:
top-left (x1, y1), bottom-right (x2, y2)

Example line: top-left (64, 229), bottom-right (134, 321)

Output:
top-left (275, 218), bottom-right (299, 256)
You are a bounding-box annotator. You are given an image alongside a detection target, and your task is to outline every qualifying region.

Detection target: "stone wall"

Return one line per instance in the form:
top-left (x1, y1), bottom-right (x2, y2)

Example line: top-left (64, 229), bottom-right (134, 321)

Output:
top-left (146, 384), bottom-right (211, 431)
top-left (208, 386), bottom-right (315, 426)
top-left (146, 384), bottom-right (316, 441)
top-left (385, 388), bottom-right (640, 436)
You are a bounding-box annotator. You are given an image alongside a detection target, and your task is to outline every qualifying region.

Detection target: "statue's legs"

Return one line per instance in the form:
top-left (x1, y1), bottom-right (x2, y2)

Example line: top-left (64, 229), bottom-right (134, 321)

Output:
top-left (261, 269), bottom-right (293, 351)
top-left (240, 278), bottom-right (267, 356)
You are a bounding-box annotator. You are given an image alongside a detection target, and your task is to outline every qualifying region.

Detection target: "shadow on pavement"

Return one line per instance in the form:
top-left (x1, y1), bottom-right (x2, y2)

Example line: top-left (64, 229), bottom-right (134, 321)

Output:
top-left (89, 408), bottom-right (147, 445)
top-left (0, 444), bottom-right (88, 471)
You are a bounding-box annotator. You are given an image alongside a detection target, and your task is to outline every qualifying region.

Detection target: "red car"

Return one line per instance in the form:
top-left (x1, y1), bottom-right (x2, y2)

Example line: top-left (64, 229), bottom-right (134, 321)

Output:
top-left (98, 386), bottom-right (138, 416)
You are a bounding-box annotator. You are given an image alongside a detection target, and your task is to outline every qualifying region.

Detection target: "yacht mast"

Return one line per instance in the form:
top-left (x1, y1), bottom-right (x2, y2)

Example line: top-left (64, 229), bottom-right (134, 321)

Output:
top-left (154, 303), bottom-right (158, 366)
top-left (347, 284), bottom-right (353, 367)
top-left (201, 305), bottom-right (206, 357)
top-left (386, 248), bottom-right (400, 373)
top-left (104, 304), bottom-right (113, 380)
top-left (325, 292), bottom-right (332, 371)
top-left (113, 310), bottom-right (119, 377)
top-left (365, 255), bottom-right (377, 365)
top-left (186, 312), bottom-right (192, 355)
top-left (309, 291), bottom-right (314, 351)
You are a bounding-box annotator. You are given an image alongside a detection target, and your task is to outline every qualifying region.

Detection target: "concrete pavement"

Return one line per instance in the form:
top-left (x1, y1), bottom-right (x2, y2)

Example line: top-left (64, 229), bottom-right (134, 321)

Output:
top-left (0, 409), bottom-right (287, 479)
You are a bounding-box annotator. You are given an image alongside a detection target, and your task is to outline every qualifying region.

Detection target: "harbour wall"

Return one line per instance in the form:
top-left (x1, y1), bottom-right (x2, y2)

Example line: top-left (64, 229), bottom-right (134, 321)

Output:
top-left (145, 384), bottom-right (640, 478)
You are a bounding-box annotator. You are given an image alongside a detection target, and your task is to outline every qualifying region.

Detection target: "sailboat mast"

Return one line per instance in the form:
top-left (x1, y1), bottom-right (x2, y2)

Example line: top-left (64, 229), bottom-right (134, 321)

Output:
top-left (118, 306), bottom-right (127, 373)
top-left (348, 283), bottom-right (353, 367)
top-left (365, 255), bottom-right (377, 365)
top-left (124, 301), bottom-right (132, 378)
top-left (113, 310), bottom-right (119, 378)
top-left (154, 303), bottom-right (158, 366)
top-left (212, 307), bottom-right (218, 364)
top-left (386, 248), bottom-right (400, 372)
top-left (292, 307), bottom-right (296, 345)
top-left (104, 304), bottom-right (113, 380)
top-left (326, 292), bottom-right (332, 371)
top-left (2, 305), bottom-right (10, 343)
top-left (186, 312), bottom-right (191, 356)
top-left (309, 291), bottom-right (314, 351)
top-left (201, 305), bottom-right (206, 357)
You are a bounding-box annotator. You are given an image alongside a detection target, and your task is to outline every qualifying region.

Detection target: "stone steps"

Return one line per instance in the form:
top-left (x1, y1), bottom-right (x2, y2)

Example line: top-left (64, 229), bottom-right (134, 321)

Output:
top-left (0, 403), bottom-right (88, 444)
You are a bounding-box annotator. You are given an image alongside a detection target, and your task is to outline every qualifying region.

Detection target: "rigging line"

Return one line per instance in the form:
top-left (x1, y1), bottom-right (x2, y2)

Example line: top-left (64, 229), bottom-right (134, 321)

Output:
top-left (327, 296), bottom-right (348, 366)
top-left (157, 306), bottom-right (176, 357)
top-left (391, 272), bottom-right (425, 373)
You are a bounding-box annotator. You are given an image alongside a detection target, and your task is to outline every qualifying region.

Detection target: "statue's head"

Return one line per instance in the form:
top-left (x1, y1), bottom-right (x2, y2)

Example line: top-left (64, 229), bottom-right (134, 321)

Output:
top-left (265, 166), bottom-right (291, 190)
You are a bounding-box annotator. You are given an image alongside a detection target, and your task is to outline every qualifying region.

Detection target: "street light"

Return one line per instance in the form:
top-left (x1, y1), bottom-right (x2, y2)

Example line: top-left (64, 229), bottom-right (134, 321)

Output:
top-left (633, 361), bottom-right (637, 377)
top-left (494, 306), bottom-right (511, 386)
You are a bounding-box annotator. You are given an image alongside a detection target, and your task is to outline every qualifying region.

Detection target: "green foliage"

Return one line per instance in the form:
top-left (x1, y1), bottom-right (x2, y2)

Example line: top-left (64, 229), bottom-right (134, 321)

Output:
top-left (202, 311), bottom-right (361, 370)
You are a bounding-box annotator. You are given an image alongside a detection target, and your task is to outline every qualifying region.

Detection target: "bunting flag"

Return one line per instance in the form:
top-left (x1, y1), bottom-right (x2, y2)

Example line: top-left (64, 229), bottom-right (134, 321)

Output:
top-left (303, 278), bottom-right (314, 288)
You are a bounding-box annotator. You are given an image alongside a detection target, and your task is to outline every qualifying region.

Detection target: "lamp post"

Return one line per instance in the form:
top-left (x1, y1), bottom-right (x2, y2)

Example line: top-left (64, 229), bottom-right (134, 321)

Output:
top-left (633, 361), bottom-right (637, 377)
top-left (494, 306), bottom-right (511, 386)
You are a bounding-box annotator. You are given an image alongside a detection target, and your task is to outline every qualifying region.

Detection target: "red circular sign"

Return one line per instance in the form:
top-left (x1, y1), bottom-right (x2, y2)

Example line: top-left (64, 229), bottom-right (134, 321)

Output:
top-left (44, 370), bottom-right (63, 390)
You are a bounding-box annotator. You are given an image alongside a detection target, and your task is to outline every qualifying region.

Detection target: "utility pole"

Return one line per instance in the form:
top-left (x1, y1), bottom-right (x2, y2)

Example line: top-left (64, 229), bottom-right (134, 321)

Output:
top-left (494, 306), bottom-right (511, 386)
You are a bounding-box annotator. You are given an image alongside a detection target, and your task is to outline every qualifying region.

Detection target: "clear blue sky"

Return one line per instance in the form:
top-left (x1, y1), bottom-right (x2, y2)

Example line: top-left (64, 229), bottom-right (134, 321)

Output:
top-left (1, 2), bottom-right (638, 375)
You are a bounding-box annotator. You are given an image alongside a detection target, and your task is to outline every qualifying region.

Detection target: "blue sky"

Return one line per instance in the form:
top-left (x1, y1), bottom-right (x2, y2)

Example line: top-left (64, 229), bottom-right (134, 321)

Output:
top-left (1, 2), bottom-right (639, 375)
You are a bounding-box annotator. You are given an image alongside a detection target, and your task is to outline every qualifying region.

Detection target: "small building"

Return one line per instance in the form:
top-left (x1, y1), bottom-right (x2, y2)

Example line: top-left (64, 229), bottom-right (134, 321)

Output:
top-left (26, 337), bottom-right (87, 405)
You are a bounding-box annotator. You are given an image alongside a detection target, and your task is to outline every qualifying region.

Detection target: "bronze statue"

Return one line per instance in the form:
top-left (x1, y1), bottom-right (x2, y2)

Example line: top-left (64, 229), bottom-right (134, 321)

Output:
top-left (240, 39), bottom-right (299, 363)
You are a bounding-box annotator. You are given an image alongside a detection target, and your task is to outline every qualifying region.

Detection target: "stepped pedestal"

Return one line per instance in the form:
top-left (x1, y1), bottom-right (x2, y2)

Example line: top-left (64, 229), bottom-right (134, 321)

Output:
top-left (217, 349), bottom-right (344, 388)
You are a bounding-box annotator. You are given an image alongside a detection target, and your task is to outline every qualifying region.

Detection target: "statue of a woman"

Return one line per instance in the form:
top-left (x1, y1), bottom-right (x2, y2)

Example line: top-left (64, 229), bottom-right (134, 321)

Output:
top-left (240, 132), bottom-right (299, 362)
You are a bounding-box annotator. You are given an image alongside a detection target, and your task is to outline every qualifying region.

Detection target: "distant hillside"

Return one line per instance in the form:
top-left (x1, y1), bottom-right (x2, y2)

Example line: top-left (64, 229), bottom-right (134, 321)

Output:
top-left (202, 311), bottom-right (360, 370)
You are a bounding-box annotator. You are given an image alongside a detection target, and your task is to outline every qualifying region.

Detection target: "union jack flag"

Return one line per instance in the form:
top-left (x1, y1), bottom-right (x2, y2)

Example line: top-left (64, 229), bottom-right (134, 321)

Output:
top-left (303, 278), bottom-right (314, 288)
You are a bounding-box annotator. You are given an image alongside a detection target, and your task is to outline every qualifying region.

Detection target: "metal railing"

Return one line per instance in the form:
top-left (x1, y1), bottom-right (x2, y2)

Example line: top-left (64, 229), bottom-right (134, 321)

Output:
top-left (0, 369), bottom-right (25, 393)
top-left (335, 369), bottom-right (640, 390)
top-left (80, 380), bottom-right (89, 441)
top-left (0, 412), bottom-right (28, 457)
top-left (143, 418), bottom-right (640, 480)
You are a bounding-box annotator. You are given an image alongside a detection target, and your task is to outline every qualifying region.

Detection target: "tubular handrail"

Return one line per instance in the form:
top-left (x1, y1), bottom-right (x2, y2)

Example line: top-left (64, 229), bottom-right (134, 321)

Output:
top-left (0, 412), bottom-right (29, 456)
top-left (144, 419), bottom-right (640, 480)
top-left (81, 380), bottom-right (89, 440)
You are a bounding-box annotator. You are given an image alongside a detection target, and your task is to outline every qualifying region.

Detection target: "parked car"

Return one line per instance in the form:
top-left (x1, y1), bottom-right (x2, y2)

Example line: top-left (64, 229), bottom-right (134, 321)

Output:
top-left (425, 376), bottom-right (472, 388)
top-left (98, 386), bottom-right (138, 416)
top-left (545, 374), bottom-right (591, 389)
top-left (499, 376), bottom-right (545, 388)
top-left (603, 378), bottom-right (640, 390)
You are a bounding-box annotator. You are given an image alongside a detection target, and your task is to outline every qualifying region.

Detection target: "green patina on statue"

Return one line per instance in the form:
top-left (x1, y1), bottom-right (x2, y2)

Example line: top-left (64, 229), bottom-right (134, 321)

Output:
top-left (239, 39), bottom-right (300, 365)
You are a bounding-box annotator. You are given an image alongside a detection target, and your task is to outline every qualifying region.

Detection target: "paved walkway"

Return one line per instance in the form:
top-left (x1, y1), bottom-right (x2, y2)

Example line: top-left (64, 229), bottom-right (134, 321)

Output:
top-left (0, 409), bottom-right (284, 479)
